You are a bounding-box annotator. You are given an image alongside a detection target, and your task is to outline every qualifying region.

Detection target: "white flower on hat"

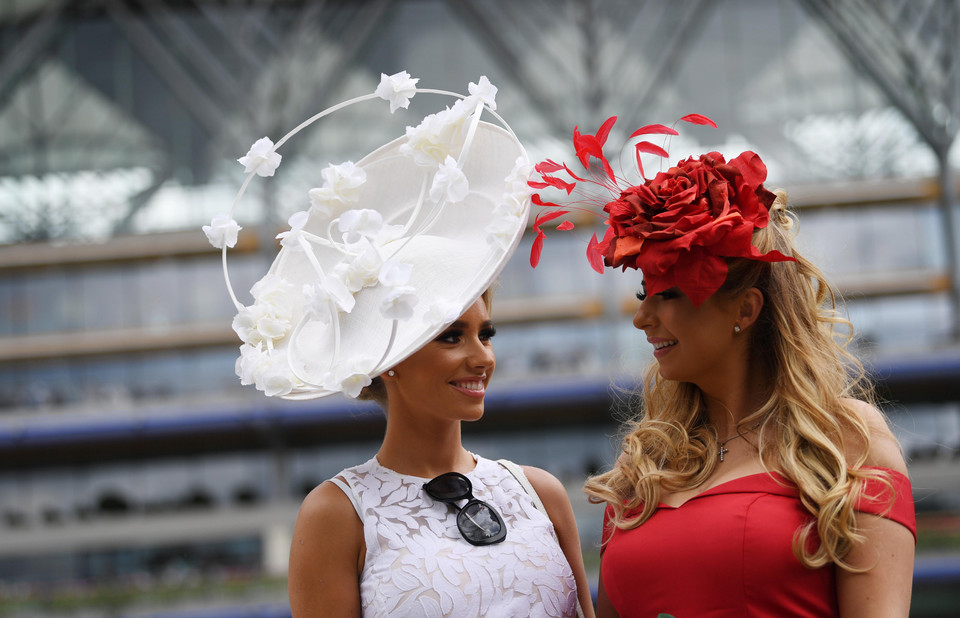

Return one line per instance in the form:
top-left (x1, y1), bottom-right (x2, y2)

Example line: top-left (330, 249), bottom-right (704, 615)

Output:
top-left (486, 210), bottom-right (523, 250)
top-left (276, 211), bottom-right (309, 247)
top-left (235, 345), bottom-right (298, 397)
top-left (336, 240), bottom-right (383, 292)
top-left (467, 75), bottom-right (497, 111)
top-left (380, 286), bottom-right (418, 321)
top-left (253, 311), bottom-right (290, 342)
top-left (259, 365), bottom-right (298, 397)
top-left (375, 71), bottom-right (419, 114)
top-left (308, 161), bottom-right (367, 217)
top-left (232, 308), bottom-right (266, 347)
top-left (486, 157), bottom-right (532, 247)
top-left (429, 156), bottom-right (469, 204)
top-left (505, 155), bottom-right (534, 197)
top-left (494, 193), bottom-right (528, 218)
top-left (202, 213), bottom-right (242, 249)
top-left (233, 304), bottom-right (291, 349)
top-left (328, 359), bottom-right (375, 398)
top-left (303, 275), bottom-right (355, 324)
top-left (236, 344), bottom-right (262, 386)
top-left (238, 137), bottom-right (282, 177)
top-left (378, 260), bottom-right (413, 287)
top-left (339, 208), bottom-right (384, 245)
top-left (233, 275), bottom-right (295, 349)
top-left (251, 274), bottom-right (295, 307)
top-left (401, 105), bottom-right (468, 167)
top-left (423, 298), bottom-right (463, 327)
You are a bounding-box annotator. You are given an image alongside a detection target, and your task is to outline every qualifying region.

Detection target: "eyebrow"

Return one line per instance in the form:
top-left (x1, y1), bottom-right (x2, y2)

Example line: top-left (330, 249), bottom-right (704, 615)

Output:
top-left (445, 319), bottom-right (495, 329)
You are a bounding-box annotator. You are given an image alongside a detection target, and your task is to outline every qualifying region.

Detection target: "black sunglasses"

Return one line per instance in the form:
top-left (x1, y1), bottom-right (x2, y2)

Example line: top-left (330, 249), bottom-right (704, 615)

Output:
top-left (423, 472), bottom-right (506, 546)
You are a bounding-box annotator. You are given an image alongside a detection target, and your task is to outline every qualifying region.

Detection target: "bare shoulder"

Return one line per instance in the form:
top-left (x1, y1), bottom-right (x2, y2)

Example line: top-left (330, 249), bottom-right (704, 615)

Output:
top-left (842, 398), bottom-right (908, 474)
top-left (520, 465), bottom-right (569, 504)
top-left (519, 465), bottom-right (579, 525)
top-left (289, 479), bottom-right (364, 616)
top-left (291, 479), bottom-right (363, 561)
top-left (296, 479), bottom-right (361, 531)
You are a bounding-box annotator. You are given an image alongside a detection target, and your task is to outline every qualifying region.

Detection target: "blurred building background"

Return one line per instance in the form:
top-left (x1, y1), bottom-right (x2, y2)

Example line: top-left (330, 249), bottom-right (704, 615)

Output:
top-left (1, 0), bottom-right (959, 616)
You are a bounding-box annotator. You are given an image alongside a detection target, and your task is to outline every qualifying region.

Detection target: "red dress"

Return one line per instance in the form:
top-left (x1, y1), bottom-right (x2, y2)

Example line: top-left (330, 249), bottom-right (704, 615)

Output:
top-left (600, 468), bottom-right (915, 617)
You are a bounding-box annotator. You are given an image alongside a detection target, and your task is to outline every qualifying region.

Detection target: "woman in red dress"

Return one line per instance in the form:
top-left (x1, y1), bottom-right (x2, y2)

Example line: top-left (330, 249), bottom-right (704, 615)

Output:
top-left (529, 116), bottom-right (916, 617)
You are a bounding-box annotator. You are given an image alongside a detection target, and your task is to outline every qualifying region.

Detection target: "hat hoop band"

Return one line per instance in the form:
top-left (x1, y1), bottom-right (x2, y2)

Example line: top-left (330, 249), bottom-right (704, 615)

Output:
top-left (216, 74), bottom-right (530, 399)
top-left (220, 90), bottom-right (516, 312)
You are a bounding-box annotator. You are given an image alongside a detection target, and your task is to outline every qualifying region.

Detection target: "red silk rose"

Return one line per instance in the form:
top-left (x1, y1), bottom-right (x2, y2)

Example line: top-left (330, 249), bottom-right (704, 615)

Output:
top-left (598, 151), bottom-right (794, 306)
top-left (528, 116), bottom-right (796, 306)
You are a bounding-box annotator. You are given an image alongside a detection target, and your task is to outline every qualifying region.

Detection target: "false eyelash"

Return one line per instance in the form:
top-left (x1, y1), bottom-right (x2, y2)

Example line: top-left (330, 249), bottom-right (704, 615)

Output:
top-left (636, 290), bottom-right (647, 301)
top-left (436, 330), bottom-right (461, 342)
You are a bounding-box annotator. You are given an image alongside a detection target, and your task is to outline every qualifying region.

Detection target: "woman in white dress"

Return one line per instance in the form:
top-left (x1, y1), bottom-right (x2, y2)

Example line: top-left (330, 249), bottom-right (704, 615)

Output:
top-left (290, 289), bottom-right (593, 617)
top-left (205, 71), bottom-right (593, 617)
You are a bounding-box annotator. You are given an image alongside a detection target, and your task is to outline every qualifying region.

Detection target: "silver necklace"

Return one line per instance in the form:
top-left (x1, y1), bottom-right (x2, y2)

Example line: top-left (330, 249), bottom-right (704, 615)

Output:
top-left (717, 419), bottom-right (763, 462)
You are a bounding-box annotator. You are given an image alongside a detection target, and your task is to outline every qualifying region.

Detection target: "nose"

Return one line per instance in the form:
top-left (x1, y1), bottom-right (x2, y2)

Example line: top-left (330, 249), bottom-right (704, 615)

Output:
top-left (467, 336), bottom-right (496, 372)
top-left (633, 297), bottom-right (655, 331)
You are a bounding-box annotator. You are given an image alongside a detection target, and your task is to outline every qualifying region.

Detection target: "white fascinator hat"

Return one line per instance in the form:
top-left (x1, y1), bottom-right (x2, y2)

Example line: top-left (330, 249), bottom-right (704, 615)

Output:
top-left (202, 72), bottom-right (531, 400)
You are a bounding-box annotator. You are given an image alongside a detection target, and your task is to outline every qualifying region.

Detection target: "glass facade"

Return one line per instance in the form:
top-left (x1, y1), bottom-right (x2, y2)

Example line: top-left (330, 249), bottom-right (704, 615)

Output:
top-left (2, 1), bottom-right (960, 615)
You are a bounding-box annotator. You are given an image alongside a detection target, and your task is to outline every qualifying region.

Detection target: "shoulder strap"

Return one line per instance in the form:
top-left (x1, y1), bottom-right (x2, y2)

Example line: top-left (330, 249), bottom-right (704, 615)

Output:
top-left (497, 458), bottom-right (546, 513)
top-left (497, 459), bottom-right (585, 618)
top-left (328, 476), bottom-right (363, 519)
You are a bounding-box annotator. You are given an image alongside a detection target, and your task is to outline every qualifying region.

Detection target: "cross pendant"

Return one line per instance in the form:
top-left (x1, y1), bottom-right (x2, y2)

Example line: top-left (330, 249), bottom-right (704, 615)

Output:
top-left (719, 445), bottom-right (729, 462)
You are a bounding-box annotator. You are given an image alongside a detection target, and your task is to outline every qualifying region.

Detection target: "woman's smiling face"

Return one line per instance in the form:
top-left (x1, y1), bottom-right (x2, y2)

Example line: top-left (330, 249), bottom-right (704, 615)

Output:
top-left (385, 297), bottom-right (496, 422)
top-left (632, 282), bottom-right (743, 389)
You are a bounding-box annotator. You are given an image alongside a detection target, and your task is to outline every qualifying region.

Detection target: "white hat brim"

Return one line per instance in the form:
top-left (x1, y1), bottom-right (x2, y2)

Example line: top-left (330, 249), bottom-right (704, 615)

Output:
top-left (267, 121), bottom-right (528, 399)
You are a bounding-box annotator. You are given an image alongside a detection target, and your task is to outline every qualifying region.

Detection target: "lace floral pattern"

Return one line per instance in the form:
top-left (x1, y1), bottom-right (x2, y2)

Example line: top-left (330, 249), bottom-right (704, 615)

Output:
top-left (333, 455), bottom-right (578, 617)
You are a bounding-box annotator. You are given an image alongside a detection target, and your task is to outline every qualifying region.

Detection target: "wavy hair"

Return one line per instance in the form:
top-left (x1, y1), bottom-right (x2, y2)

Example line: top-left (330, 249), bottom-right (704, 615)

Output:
top-left (584, 190), bottom-right (890, 571)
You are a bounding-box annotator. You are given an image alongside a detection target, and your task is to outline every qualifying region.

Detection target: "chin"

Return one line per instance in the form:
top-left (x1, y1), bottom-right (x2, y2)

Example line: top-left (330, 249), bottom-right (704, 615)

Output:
top-left (656, 365), bottom-right (686, 383)
top-left (459, 404), bottom-right (485, 422)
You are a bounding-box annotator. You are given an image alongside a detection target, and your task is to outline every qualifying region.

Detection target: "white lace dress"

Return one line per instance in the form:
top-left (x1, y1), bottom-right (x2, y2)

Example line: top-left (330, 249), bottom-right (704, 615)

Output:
top-left (329, 455), bottom-right (578, 617)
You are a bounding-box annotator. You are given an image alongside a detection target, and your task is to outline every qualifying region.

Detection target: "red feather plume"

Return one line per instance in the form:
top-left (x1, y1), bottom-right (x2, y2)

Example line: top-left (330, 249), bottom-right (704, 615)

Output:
top-left (680, 113), bottom-right (718, 128)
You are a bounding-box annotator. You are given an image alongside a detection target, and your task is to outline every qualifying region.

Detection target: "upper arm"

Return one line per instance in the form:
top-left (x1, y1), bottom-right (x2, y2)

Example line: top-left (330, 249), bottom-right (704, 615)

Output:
top-left (843, 398), bottom-right (908, 474)
top-left (836, 400), bottom-right (915, 617)
top-left (288, 480), bottom-right (364, 618)
top-left (596, 563), bottom-right (620, 618)
top-left (523, 466), bottom-right (596, 618)
top-left (836, 511), bottom-right (915, 617)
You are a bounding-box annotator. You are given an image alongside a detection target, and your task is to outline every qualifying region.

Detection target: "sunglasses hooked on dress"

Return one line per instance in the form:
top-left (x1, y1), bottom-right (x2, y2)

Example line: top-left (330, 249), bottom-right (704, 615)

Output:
top-left (423, 471), bottom-right (506, 546)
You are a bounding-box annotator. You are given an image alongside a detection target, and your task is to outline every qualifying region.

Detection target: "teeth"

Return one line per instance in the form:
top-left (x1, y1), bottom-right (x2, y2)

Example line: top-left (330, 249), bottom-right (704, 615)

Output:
top-left (454, 380), bottom-right (484, 391)
top-left (653, 340), bottom-right (677, 350)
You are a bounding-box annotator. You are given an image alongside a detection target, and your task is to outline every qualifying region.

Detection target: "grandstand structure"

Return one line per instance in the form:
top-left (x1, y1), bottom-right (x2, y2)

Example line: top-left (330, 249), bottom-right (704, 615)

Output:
top-left (1, 1), bottom-right (959, 615)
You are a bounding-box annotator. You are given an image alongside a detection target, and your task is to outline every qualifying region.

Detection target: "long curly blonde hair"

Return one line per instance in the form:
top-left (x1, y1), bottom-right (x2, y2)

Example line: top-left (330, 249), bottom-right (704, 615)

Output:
top-left (584, 190), bottom-right (890, 571)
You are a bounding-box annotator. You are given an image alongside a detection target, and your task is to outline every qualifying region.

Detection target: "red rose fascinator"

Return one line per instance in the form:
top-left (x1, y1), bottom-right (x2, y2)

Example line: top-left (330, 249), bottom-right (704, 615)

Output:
top-left (529, 115), bottom-right (796, 307)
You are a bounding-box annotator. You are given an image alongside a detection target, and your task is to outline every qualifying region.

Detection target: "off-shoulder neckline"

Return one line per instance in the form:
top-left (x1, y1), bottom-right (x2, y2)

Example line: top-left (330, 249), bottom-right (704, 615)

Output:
top-left (657, 466), bottom-right (909, 510)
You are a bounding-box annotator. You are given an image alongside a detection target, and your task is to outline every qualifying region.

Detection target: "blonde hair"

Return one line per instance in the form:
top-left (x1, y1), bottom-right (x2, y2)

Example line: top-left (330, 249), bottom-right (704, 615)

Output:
top-left (584, 190), bottom-right (890, 571)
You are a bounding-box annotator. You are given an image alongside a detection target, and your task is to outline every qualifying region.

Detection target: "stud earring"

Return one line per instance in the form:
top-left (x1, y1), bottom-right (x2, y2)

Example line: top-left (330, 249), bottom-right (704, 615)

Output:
top-left (733, 324), bottom-right (742, 334)
top-left (387, 370), bottom-right (396, 377)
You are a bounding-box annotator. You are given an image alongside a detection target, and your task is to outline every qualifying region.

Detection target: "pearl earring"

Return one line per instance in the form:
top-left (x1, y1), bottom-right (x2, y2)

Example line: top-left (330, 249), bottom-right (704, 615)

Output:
top-left (387, 370), bottom-right (396, 377)
top-left (733, 324), bottom-right (742, 334)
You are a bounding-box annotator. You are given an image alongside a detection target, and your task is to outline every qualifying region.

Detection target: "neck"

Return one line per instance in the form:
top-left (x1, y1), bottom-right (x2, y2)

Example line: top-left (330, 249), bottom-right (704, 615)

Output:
top-left (698, 352), bottom-right (767, 440)
top-left (699, 361), bottom-right (767, 438)
top-left (376, 413), bottom-right (474, 479)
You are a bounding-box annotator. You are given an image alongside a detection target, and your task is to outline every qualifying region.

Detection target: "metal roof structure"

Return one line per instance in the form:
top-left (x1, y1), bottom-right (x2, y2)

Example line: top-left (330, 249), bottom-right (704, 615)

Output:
top-left (1, 0), bottom-right (958, 218)
top-left (3, 4), bottom-right (960, 613)
top-left (3, 0), bottom-right (960, 318)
